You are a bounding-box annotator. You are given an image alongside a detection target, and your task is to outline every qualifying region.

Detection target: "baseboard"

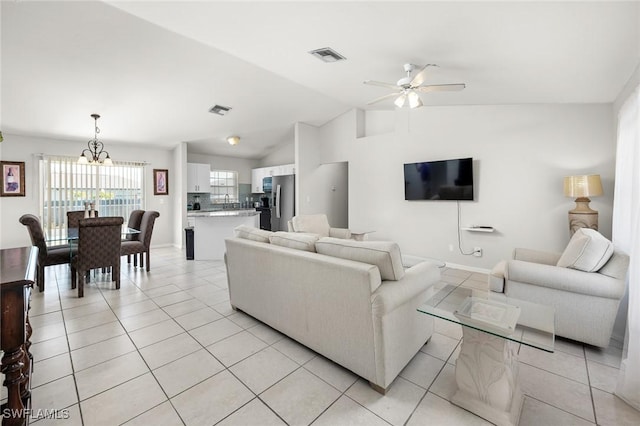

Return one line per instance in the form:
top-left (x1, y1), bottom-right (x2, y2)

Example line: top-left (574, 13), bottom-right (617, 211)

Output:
top-left (149, 243), bottom-right (175, 249)
top-left (444, 262), bottom-right (491, 274)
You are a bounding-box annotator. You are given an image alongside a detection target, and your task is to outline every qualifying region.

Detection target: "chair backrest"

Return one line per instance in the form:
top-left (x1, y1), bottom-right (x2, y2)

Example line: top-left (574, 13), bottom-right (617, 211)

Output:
top-left (19, 214), bottom-right (48, 257)
top-left (138, 211), bottom-right (160, 248)
top-left (67, 210), bottom-right (99, 228)
top-left (77, 217), bottom-right (124, 270)
top-left (126, 210), bottom-right (145, 241)
top-left (291, 214), bottom-right (330, 237)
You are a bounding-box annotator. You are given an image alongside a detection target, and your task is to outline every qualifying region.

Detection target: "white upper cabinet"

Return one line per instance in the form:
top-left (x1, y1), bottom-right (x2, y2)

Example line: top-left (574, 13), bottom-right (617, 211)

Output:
top-left (251, 163), bottom-right (296, 193)
top-left (277, 164), bottom-right (295, 176)
top-left (251, 167), bottom-right (267, 193)
top-left (187, 163), bottom-right (211, 192)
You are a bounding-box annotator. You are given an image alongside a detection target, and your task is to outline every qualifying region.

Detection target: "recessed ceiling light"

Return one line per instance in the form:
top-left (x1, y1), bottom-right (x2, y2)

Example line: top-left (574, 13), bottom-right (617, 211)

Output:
top-left (227, 136), bottom-right (240, 146)
top-left (209, 105), bottom-right (232, 115)
top-left (309, 47), bottom-right (346, 63)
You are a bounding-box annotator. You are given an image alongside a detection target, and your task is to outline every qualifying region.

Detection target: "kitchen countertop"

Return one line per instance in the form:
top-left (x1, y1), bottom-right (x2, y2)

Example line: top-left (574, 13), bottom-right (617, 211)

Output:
top-left (187, 209), bottom-right (260, 217)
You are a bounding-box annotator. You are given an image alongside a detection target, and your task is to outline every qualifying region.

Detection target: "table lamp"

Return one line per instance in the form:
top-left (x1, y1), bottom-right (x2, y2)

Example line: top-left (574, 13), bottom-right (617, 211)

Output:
top-left (564, 174), bottom-right (603, 235)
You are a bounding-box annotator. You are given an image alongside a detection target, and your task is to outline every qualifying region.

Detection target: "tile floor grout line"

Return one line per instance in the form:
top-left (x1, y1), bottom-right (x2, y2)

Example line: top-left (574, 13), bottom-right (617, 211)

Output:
top-left (53, 267), bottom-right (86, 426)
top-left (402, 355), bottom-right (453, 426)
top-left (583, 344), bottom-right (600, 425)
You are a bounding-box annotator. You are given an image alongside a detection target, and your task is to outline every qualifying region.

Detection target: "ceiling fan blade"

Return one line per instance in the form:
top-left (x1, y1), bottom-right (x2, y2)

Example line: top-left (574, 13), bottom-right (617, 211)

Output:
top-left (363, 80), bottom-right (400, 90)
top-left (415, 83), bottom-right (466, 93)
top-left (409, 64), bottom-right (437, 87)
top-left (367, 92), bottom-right (402, 105)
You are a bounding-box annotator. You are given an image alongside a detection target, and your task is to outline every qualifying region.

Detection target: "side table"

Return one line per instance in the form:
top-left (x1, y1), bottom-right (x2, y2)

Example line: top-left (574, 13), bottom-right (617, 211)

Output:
top-left (1, 246), bottom-right (38, 426)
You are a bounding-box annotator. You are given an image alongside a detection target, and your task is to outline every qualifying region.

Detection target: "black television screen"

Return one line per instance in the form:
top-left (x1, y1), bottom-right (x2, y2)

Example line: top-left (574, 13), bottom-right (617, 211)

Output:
top-left (404, 157), bottom-right (474, 201)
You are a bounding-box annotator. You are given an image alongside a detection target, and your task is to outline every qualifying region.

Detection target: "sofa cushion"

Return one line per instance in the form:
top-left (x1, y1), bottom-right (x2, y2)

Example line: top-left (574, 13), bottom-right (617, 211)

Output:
top-left (291, 214), bottom-right (330, 237)
top-left (234, 225), bottom-right (272, 243)
top-left (315, 237), bottom-right (405, 281)
top-left (557, 228), bottom-right (614, 272)
top-left (269, 232), bottom-right (319, 252)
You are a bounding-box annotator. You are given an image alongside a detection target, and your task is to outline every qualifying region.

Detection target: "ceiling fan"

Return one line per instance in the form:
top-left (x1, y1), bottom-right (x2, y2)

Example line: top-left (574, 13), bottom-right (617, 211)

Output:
top-left (364, 63), bottom-right (465, 109)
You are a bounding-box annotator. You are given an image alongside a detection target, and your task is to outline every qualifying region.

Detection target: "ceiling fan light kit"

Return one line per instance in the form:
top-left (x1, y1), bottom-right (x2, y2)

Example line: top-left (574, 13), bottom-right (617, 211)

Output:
top-left (365, 63), bottom-right (465, 109)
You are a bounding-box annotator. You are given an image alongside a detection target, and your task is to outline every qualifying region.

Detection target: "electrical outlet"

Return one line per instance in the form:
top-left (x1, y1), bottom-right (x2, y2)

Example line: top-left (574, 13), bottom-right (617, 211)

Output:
top-left (473, 247), bottom-right (482, 257)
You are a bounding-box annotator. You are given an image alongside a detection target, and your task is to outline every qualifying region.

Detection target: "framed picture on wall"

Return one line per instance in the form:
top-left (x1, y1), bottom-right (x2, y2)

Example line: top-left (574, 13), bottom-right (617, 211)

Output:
top-left (153, 169), bottom-right (169, 195)
top-left (0, 161), bottom-right (26, 197)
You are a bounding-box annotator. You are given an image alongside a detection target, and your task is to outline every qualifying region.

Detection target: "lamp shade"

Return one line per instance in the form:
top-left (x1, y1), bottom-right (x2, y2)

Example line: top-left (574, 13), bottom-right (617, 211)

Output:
top-left (564, 174), bottom-right (603, 198)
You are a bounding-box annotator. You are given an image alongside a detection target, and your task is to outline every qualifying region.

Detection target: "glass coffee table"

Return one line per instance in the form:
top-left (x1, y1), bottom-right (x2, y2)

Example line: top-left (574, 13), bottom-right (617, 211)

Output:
top-left (418, 283), bottom-right (555, 426)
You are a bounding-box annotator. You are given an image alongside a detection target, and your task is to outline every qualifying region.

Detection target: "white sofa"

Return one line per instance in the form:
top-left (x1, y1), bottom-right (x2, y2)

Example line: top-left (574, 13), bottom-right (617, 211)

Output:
top-left (225, 230), bottom-right (440, 393)
top-left (489, 229), bottom-right (629, 348)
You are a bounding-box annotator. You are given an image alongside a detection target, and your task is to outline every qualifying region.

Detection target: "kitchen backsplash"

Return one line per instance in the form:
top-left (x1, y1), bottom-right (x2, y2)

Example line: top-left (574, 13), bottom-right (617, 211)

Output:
top-left (187, 184), bottom-right (258, 210)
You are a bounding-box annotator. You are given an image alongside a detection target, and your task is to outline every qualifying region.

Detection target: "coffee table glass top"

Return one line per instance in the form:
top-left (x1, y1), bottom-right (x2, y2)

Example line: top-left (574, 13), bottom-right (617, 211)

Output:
top-left (418, 283), bottom-right (555, 352)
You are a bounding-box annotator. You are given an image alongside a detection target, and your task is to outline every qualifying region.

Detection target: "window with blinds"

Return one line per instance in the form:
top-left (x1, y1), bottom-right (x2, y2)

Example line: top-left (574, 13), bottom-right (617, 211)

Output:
top-left (39, 155), bottom-right (145, 240)
top-left (209, 170), bottom-right (238, 203)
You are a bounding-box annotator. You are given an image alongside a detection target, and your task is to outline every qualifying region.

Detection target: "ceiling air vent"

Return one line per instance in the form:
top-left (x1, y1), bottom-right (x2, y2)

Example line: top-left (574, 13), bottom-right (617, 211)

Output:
top-left (309, 47), bottom-right (346, 63)
top-left (209, 105), bottom-right (232, 116)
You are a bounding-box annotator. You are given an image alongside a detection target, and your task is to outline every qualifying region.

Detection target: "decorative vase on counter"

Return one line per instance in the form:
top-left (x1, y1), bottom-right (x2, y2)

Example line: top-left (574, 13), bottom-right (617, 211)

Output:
top-left (84, 202), bottom-right (90, 218)
top-left (89, 202), bottom-right (95, 218)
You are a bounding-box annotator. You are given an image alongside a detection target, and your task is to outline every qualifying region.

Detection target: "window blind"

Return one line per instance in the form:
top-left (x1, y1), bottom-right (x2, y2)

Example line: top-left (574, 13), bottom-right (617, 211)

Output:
top-left (40, 155), bottom-right (146, 241)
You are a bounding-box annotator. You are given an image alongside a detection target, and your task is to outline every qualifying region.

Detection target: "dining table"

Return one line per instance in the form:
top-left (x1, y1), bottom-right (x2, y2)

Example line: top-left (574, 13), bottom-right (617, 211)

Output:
top-left (46, 226), bottom-right (141, 244)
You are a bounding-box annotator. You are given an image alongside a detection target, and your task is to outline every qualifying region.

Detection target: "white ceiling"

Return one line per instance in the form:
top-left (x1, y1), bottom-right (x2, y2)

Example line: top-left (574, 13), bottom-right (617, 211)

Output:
top-left (2, 1), bottom-right (639, 159)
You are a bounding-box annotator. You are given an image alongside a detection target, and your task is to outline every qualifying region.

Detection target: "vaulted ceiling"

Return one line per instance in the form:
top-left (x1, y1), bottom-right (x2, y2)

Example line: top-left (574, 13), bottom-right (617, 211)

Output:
top-left (2, 1), bottom-right (639, 159)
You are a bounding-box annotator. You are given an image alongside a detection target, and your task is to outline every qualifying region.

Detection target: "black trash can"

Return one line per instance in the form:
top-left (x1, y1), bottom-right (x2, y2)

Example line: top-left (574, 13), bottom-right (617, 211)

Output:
top-left (185, 227), bottom-right (194, 260)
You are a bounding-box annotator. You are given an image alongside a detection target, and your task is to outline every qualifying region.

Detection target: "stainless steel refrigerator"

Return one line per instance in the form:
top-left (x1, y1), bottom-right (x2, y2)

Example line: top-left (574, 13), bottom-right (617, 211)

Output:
top-left (271, 174), bottom-right (295, 231)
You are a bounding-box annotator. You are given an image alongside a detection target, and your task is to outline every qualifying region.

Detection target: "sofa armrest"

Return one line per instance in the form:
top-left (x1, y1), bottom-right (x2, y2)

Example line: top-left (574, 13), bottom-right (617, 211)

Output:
top-left (371, 261), bottom-right (440, 317)
top-left (506, 260), bottom-right (625, 299)
top-left (329, 227), bottom-right (352, 239)
top-left (513, 248), bottom-right (562, 265)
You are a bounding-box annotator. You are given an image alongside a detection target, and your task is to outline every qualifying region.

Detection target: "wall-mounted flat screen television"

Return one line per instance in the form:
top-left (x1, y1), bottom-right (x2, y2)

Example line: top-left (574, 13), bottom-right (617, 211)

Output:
top-left (404, 157), bottom-right (474, 201)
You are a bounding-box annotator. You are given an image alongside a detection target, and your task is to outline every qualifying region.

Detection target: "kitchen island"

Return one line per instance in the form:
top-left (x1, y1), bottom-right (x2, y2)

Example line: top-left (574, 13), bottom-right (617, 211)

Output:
top-left (188, 210), bottom-right (260, 260)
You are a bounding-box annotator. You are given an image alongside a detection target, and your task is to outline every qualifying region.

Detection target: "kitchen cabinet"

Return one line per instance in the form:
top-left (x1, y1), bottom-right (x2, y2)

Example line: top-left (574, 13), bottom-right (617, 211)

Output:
top-left (251, 163), bottom-right (296, 193)
top-left (187, 163), bottom-right (211, 192)
top-left (251, 167), bottom-right (268, 193)
top-left (275, 163), bottom-right (295, 176)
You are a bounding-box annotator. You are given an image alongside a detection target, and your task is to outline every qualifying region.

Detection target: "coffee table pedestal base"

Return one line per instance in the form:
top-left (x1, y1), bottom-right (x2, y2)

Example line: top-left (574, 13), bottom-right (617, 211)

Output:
top-left (451, 327), bottom-right (523, 426)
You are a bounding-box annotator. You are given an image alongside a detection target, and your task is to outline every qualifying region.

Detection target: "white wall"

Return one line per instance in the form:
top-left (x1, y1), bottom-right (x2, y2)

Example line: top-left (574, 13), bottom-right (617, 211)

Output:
top-left (259, 139), bottom-right (294, 168)
top-left (309, 104), bottom-right (616, 270)
top-left (295, 122), bottom-right (321, 215)
top-left (0, 134), bottom-right (176, 249)
top-left (316, 162), bottom-right (348, 228)
top-left (174, 142), bottom-right (187, 248)
top-left (186, 152), bottom-right (258, 184)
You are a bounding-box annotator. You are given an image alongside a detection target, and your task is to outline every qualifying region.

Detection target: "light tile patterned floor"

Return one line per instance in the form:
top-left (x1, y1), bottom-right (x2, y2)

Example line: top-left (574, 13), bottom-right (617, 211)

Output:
top-left (2, 247), bottom-right (639, 425)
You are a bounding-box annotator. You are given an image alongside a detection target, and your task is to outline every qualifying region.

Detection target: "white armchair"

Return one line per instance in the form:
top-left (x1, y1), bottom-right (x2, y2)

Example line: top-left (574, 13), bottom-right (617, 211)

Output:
top-left (288, 214), bottom-right (352, 239)
top-left (490, 241), bottom-right (629, 348)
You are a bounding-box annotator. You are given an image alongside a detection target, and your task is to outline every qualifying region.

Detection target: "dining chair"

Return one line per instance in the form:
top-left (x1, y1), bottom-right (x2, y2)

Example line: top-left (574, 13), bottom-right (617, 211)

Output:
top-left (70, 217), bottom-right (124, 298)
top-left (19, 214), bottom-right (76, 292)
top-left (124, 209), bottom-right (145, 265)
top-left (67, 210), bottom-right (98, 228)
top-left (121, 211), bottom-right (160, 272)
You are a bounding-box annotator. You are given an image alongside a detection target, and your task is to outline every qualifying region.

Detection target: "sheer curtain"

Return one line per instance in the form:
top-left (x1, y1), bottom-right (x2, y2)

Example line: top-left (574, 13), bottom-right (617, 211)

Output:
top-left (613, 85), bottom-right (640, 410)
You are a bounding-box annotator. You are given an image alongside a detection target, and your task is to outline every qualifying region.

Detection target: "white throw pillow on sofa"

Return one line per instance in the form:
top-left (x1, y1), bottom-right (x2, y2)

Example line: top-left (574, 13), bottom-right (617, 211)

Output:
top-left (269, 232), bottom-right (319, 252)
top-left (557, 228), bottom-right (614, 272)
top-left (234, 225), bottom-right (272, 243)
top-left (315, 237), bottom-right (405, 281)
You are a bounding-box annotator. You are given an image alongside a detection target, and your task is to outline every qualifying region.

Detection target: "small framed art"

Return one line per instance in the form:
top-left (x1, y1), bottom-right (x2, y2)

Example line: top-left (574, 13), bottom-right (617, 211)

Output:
top-left (153, 169), bottom-right (169, 195)
top-left (0, 161), bottom-right (26, 197)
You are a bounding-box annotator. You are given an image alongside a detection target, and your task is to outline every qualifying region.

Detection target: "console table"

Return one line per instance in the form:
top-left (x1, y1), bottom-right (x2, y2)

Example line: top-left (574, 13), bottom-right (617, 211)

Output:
top-left (418, 283), bottom-right (554, 426)
top-left (1, 246), bottom-right (38, 426)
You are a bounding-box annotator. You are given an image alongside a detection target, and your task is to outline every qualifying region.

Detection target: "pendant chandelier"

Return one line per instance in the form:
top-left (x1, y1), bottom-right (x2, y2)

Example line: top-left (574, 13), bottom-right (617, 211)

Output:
top-left (78, 114), bottom-right (112, 165)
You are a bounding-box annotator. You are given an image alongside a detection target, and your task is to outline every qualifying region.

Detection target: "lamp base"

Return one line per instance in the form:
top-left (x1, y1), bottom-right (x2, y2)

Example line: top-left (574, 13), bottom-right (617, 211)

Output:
top-left (568, 198), bottom-right (598, 236)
